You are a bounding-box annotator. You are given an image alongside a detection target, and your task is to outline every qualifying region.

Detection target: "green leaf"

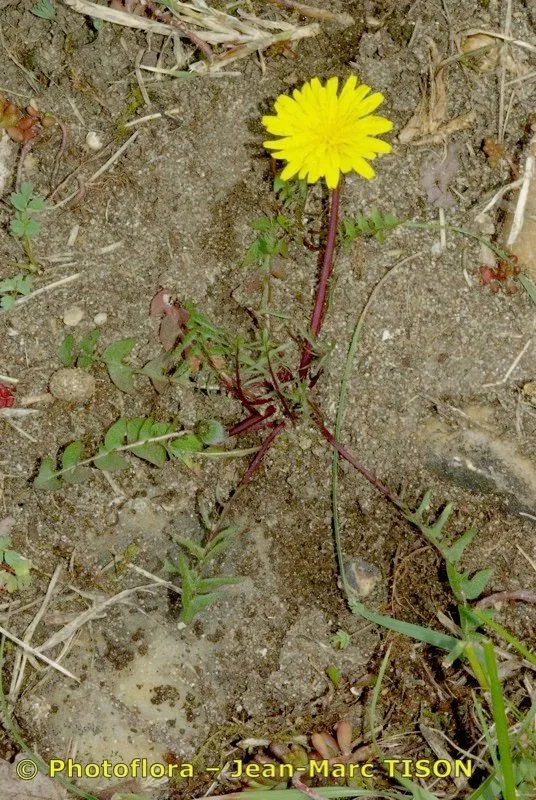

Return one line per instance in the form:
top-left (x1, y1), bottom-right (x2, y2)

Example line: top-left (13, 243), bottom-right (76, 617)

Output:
top-left (166, 434), bottom-right (203, 457)
top-left (176, 538), bottom-right (206, 562)
top-left (444, 527), bottom-right (478, 564)
top-left (180, 592), bottom-right (220, 623)
top-left (23, 218), bottom-right (40, 238)
top-left (27, 196), bottom-right (47, 211)
top-left (9, 218), bottom-right (27, 237)
top-left (130, 441), bottom-right (167, 467)
top-left (103, 337), bottom-right (137, 362)
top-left (349, 599), bottom-right (460, 652)
top-left (0, 295), bottom-right (16, 310)
top-left (94, 449), bottom-right (129, 472)
top-left (176, 553), bottom-right (195, 594)
top-left (140, 354), bottom-right (170, 393)
top-left (34, 457), bottom-right (62, 490)
top-left (205, 528), bottom-right (235, 560)
top-left (461, 568), bottom-right (494, 600)
top-left (195, 419), bottom-right (226, 446)
top-left (150, 421), bottom-right (175, 437)
top-left (106, 361), bottom-right (135, 394)
top-left (126, 417), bottom-right (145, 442)
top-left (62, 465), bottom-right (92, 485)
top-left (251, 216), bottom-right (274, 231)
top-left (76, 329), bottom-right (100, 367)
top-left (104, 418), bottom-right (128, 450)
top-left (0, 573), bottom-right (18, 593)
top-left (30, 0), bottom-right (55, 20)
top-left (326, 665), bottom-right (342, 687)
top-left (61, 440), bottom-right (83, 471)
top-left (3, 550), bottom-right (31, 575)
top-left (518, 273), bottom-right (536, 305)
top-left (9, 184), bottom-right (33, 211)
top-left (103, 338), bottom-right (137, 393)
top-left (59, 335), bottom-right (76, 367)
top-left (60, 442), bottom-right (91, 484)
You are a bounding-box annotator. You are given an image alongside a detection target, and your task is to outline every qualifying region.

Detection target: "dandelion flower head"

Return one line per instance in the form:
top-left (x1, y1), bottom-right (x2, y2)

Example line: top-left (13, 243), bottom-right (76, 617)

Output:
top-left (262, 76), bottom-right (393, 189)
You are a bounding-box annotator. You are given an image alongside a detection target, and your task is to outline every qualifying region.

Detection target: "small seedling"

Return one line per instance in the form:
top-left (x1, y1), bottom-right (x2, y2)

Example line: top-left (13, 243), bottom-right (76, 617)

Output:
top-left (59, 329), bottom-right (101, 368)
top-left (58, 332), bottom-right (139, 393)
top-left (30, 0), bottom-right (55, 18)
top-left (0, 274), bottom-right (33, 310)
top-left (330, 629), bottom-right (351, 650)
top-left (9, 182), bottom-right (46, 267)
top-left (165, 528), bottom-right (239, 624)
top-left (0, 536), bottom-right (32, 593)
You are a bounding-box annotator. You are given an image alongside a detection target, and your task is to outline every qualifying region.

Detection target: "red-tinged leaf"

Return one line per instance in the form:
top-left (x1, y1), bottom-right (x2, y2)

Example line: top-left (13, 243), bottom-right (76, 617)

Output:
top-left (335, 720), bottom-right (352, 756)
top-left (150, 288), bottom-right (174, 317)
top-left (311, 732), bottom-right (339, 760)
top-left (159, 314), bottom-right (183, 351)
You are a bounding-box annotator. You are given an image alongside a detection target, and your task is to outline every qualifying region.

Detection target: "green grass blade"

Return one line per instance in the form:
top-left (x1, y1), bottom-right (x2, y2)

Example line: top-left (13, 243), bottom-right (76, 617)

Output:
top-left (517, 273), bottom-right (536, 305)
top-left (349, 600), bottom-right (460, 651)
top-left (368, 646), bottom-right (391, 754)
top-left (474, 610), bottom-right (536, 667)
top-left (483, 641), bottom-right (517, 800)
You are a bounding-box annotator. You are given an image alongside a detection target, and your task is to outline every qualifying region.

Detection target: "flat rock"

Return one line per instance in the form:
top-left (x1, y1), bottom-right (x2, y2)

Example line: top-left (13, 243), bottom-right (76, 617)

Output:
top-left (421, 409), bottom-right (536, 518)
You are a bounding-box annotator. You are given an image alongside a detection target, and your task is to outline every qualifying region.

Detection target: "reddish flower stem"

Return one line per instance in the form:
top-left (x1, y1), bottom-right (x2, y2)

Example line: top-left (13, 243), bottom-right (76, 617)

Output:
top-left (299, 183), bottom-right (342, 380)
top-left (237, 421), bottom-right (287, 488)
top-left (228, 406), bottom-right (277, 437)
top-left (312, 413), bottom-right (403, 509)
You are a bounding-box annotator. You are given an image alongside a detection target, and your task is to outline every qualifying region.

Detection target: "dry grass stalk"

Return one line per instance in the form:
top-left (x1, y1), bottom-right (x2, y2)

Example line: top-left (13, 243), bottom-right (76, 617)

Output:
top-left (398, 40), bottom-right (475, 144)
top-left (61, 0), bottom-right (319, 72)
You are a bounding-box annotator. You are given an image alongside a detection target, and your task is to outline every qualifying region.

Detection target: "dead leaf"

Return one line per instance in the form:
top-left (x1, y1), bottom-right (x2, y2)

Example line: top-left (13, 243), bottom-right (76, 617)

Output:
top-left (398, 40), bottom-right (475, 145)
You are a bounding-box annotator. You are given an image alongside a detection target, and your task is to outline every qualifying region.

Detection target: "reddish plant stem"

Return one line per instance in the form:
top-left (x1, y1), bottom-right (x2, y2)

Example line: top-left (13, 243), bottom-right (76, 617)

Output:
top-left (299, 183), bottom-right (342, 380)
top-left (237, 421), bottom-right (287, 488)
top-left (312, 414), bottom-right (403, 509)
top-left (266, 347), bottom-right (297, 421)
top-left (228, 406), bottom-right (277, 437)
top-left (15, 139), bottom-right (35, 193)
top-left (50, 121), bottom-right (68, 189)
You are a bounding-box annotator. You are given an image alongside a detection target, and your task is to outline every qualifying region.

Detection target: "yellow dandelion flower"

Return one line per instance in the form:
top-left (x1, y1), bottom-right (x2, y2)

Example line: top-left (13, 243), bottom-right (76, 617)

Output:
top-left (262, 76), bottom-right (393, 189)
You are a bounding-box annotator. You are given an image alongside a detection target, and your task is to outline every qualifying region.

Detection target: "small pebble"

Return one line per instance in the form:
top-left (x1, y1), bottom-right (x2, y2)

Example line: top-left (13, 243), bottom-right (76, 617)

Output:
top-left (343, 558), bottom-right (381, 598)
top-left (522, 382), bottom-right (536, 406)
top-left (49, 368), bottom-right (95, 403)
top-left (93, 312), bottom-right (108, 326)
top-left (63, 306), bottom-right (84, 326)
top-left (85, 131), bottom-right (103, 151)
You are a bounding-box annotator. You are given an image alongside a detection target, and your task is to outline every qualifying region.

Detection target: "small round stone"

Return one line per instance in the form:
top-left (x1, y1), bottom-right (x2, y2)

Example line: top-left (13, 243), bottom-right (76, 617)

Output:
top-left (49, 368), bottom-right (95, 403)
top-left (93, 312), bottom-right (108, 326)
top-left (63, 306), bottom-right (84, 326)
top-left (343, 558), bottom-right (381, 598)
